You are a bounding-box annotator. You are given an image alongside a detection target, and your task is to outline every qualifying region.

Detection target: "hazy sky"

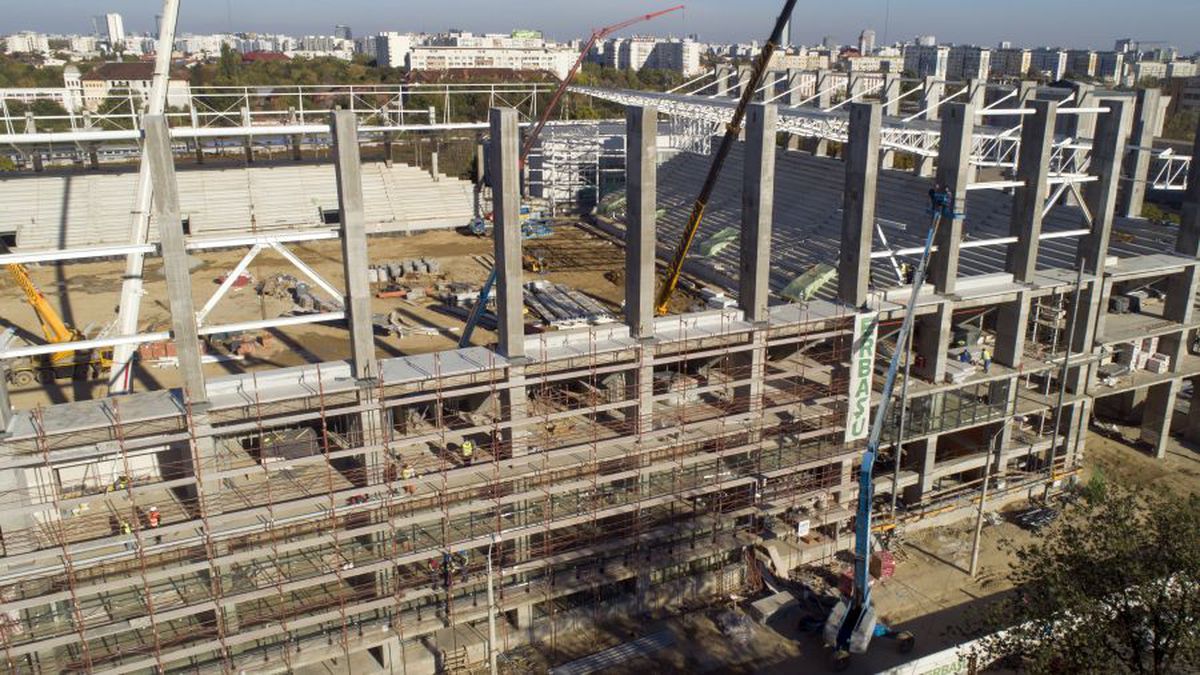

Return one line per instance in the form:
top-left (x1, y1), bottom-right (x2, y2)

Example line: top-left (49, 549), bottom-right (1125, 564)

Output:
top-left (3, 1), bottom-right (1198, 53)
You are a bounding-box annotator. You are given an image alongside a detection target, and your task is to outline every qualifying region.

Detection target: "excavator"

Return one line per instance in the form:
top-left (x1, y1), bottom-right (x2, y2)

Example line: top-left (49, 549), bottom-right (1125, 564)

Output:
top-left (4, 259), bottom-right (111, 386)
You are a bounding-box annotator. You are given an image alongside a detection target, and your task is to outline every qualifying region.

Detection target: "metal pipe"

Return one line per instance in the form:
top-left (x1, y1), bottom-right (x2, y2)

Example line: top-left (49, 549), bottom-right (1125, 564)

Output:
top-left (969, 421), bottom-right (1006, 577)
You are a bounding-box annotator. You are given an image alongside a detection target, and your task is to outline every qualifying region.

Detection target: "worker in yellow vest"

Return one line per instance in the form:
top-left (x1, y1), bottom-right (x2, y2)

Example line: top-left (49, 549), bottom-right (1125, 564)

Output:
top-left (461, 440), bottom-right (475, 466)
top-left (401, 463), bottom-right (416, 495)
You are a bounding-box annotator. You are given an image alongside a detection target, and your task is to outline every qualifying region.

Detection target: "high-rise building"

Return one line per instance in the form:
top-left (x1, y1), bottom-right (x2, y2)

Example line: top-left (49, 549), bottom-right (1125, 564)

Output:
top-left (780, 18), bottom-right (790, 48)
top-left (991, 48), bottom-right (1032, 79)
top-left (103, 13), bottom-right (125, 45)
top-left (999, 40), bottom-right (1012, 50)
top-left (334, 25), bottom-right (352, 40)
top-left (903, 43), bottom-right (950, 79)
top-left (376, 32), bottom-right (415, 69)
top-left (916, 35), bottom-right (937, 47)
top-left (1066, 49), bottom-right (1098, 78)
top-left (946, 45), bottom-right (992, 81)
top-left (858, 29), bottom-right (876, 56)
top-left (1029, 48), bottom-right (1068, 81)
top-left (1094, 51), bottom-right (1125, 82)
top-left (602, 37), bottom-right (703, 76)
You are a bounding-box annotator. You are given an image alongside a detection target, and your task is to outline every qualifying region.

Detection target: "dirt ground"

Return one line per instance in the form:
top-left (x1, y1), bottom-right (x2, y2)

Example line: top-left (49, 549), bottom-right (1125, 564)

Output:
top-left (1, 223), bottom-right (640, 408)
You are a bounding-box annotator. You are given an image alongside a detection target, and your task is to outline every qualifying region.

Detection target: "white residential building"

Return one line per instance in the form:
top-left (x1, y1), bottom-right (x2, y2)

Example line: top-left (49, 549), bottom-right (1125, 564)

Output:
top-left (103, 13), bottom-right (125, 46)
top-left (1095, 51), bottom-right (1125, 82)
top-left (376, 32), bottom-right (414, 69)
top-left (603, 37), bottom-right (702, 76)
top-left (858, 30), bottom-right (876, 56)
top-left (4, 32), bottom-right (51, 55)
top-left (408, 44), bottom-right (575, 78)
top-left (1066, 49), bottom-right (1097, 77)
top-left (79, 61), bottom-right (190, 111)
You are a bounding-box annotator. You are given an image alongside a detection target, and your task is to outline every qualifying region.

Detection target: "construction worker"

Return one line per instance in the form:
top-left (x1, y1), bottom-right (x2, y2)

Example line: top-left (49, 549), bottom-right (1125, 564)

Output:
top-left (981, 347), bottom-right (992, 374)
top-left (460, 440), bottom-right (475, 466)
top-left (401, 463), bottom-right (416, 495)
top-left (120, 519), bottom-right (134, 551)
top-left (147, 506), bottom-right (162, 545)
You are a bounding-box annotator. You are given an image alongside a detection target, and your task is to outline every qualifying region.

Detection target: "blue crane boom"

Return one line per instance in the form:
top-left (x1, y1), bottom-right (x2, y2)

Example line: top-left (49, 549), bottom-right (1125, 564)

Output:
top-left (823, 188), bottom-right (956, 669)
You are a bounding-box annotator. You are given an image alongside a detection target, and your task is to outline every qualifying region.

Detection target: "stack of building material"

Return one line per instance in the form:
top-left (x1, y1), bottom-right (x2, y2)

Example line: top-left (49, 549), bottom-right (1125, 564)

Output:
top-left (1146, 353), bottom-right (1172, 374)
top-left (370, 258), bottom-right (442, 283)
top-left (944, 359), bottom-right (977, 384)
top-left (523, 281), bottom-right (615, 327)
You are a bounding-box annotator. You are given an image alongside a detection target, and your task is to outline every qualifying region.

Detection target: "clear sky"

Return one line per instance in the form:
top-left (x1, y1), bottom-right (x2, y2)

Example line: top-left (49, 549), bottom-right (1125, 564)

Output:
top-left (3, 0), bottom-right (1198, 53)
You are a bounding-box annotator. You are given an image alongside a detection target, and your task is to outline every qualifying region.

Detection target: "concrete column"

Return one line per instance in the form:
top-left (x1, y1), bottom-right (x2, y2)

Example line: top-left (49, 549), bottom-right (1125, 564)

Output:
top-left (966, 79), bottom-right (986, 110)
top-left (0, 363), bottom-right (11, 434)
top-left (476, 141), bottom-right (487, 186)
top-left (25, 113), bottom-right (43, 172)
top-left (915, 304), bottom-right (952, 384)
top-left (811, 69), bottom-right (832, 156)
top-left (430, 151), bottom-right (440, 181)
top-left (1119, 89), bottom-right (1163, 218)
top-left (714, 65), bottom-right (730, 97)
top-left (1066, 83), bottom-right (1097, 141)
top-left (1076, 100), bottom-right (1133, 276)
top-left (625, 106), bottom-right (657, 339)
top-left (914, 76), bottom-right (943, 177)
top-left (330, 110), bottom-right (377, 381)
top-left (994, 289), bottom-right (1031, 369)
top-left (838, 103), bottom-right (881, 307)
top-left (785, 69), bottom-right (804, 106)
top-left (847, 73), bottom-right (864, 103)
top-left (144, 115), bottom-right (207, 403)
top-left (929, 103), bottom-right (975, 295)
top-left (288, 106), bottom-right (302, 162)
top-left (1017, 80), bottom-right (1038, 106)
top-left (903, 437), bottom-right (939, 502)
top-left (189, 103), bottom-right (204, 164)
top-left (880, 73), bottom-right (900, 168)
top-left (240, 106), bottom-right (253, 163)
top-left (489, 107), bottom-right (525, 360)
top-left (82, 111), bottom-right (100, 169)
top-left (1005, 99), bottom-right (1059, 283)
top-left (1141, 265), bottom-right (1199, 456)
top-left (736, 65), bottom-right (753, 99)
top-left (740, 103), bottom-right (776, 322)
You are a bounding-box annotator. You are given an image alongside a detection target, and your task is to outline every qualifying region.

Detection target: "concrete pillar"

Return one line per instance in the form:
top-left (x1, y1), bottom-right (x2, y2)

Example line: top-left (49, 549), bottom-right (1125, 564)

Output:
top-left (715, 65), bottom-right (731, 97)
top-left (489, 107), bottom-right (525, 360)
top-left (880, 73), bottom-right (900, 168)
top-left (740, 103), bottom-right (776, 323)
top-left (1017, 80), bottom-right (1038, 106)
top-left (241, 106), bottom-right (253, 163)
top-left (838, 103), bottom-right (881, 307)
top-left (1076, 100), bottom-right (1133, 276)
top-left (0, 363), bottom-right (11, 434)
top-left (903, 437), bottom-right (939, 502)
top-left (330, 110), bottom-right (378, 381)
top-left (1119, 89), bottom-right (1163, 218)
top-left (430, 151), bottom-right (440, 181)
top-left (811, 69), bottom-right (833, 156)
top-left (1066, 83), bottom-right (1097, 141)
top-left (929, 103), bottom-right (975, 295)
top-left (1141, 264), bottom-right (1199, 456)
top-left (736, 65), bottom-right (753, 99)
top-left (476, 142), bottom-right (487, 186)
top-left (966, 79), bottom-right (986, 110)
top-left (189, 103), bottom-right (204, 164)
top-left (24, 113), bottom-right (43, 172)
top-left (82, 111), bottom-right (100, 169)
top-left (785, 69), bottom-right (804, 106)
top-left (994, 289), bottom-right (1031, 369)
top-left (625, 106), bottom-right (657, 339)
top-left (144, 115), bottom-right (207, 404)
top-left (914, 76), bottom-right (943, 177)
top-left (915, 304), bottom-right (952, 384)
top-left (288, 106), bottom-right (302, 162)
top-left (1005, 99), bottom-right (1059, 283)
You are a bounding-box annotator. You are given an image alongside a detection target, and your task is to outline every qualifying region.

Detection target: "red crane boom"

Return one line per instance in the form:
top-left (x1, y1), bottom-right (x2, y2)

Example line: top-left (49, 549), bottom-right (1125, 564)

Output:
top-left (519, 4), bottom-right (685, 162)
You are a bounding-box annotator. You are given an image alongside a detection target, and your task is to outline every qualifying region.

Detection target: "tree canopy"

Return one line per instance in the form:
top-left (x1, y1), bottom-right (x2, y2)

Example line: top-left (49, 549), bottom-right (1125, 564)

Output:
top-left (970, 484), bottom-right (1200, 674)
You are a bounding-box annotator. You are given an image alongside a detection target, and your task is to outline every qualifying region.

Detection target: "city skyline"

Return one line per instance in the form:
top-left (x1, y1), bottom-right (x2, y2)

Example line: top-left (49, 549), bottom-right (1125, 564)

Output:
top-left (2, 0), bottom-right (1198, 53)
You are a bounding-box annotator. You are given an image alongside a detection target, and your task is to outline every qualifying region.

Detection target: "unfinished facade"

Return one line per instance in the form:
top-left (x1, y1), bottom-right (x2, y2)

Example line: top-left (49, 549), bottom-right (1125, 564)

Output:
top-left (1, 77), bottom-right (1199, 675)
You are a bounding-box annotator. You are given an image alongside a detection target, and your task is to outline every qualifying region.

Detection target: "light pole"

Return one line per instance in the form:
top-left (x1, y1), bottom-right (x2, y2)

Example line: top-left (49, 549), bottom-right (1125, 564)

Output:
top-left (969, 421), bottom-right (1007, 577)
top-left (486, 533), bottom-right (499, 675)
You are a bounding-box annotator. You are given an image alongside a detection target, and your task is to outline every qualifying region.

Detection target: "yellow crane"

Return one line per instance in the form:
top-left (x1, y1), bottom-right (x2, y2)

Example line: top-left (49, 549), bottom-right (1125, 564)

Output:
top-left (4, 261), bottom-right (110, 386)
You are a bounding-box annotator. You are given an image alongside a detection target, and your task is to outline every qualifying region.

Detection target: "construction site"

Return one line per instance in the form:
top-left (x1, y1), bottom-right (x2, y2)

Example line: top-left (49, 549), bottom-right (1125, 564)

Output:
top-left (1, 3), bottom-right (1200, 674)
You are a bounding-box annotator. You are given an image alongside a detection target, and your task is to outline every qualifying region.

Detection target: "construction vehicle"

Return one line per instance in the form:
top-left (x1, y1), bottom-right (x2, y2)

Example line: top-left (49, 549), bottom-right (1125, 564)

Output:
top-left (4, 259), bottom-right (112, 386)
top-left (654, 0), bottom-right (799, 315)
top-left (822, 188), bottom-right (956, 670)
top-left (459, 4), bottom-right (683, 347)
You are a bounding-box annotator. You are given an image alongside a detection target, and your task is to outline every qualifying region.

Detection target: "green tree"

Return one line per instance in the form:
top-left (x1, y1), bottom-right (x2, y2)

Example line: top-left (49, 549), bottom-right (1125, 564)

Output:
top-left (1163, 110), bottom-right (1198, 142)
top-left (969, 486), bottom-right (1200, 674)
top-left (218, 43), bottom-right (241, 82)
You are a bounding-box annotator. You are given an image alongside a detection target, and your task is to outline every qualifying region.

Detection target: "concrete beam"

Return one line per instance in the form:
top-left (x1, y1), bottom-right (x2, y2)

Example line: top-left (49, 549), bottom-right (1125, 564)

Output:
top-left (838, 103), bottom-right (881, 307)
top-left (1005, 99), bottom-right (1058, 284)
top-left (144, 115), bottom-right (207, 403)
top-left (929, 103), bottom-right (975, 295)
top-left (740, 103), bottom-right (777, 323)
top-left (330, 110), bottom-right (377, 381)
top-left (1119, 89), bottom-right (1162, 218)
top-left (1076, 100), bottom-right (1133, 276)
top-left (625, 106), bottom-right (657, 339)
top-left (489, 107), bottom-right (525, 359)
